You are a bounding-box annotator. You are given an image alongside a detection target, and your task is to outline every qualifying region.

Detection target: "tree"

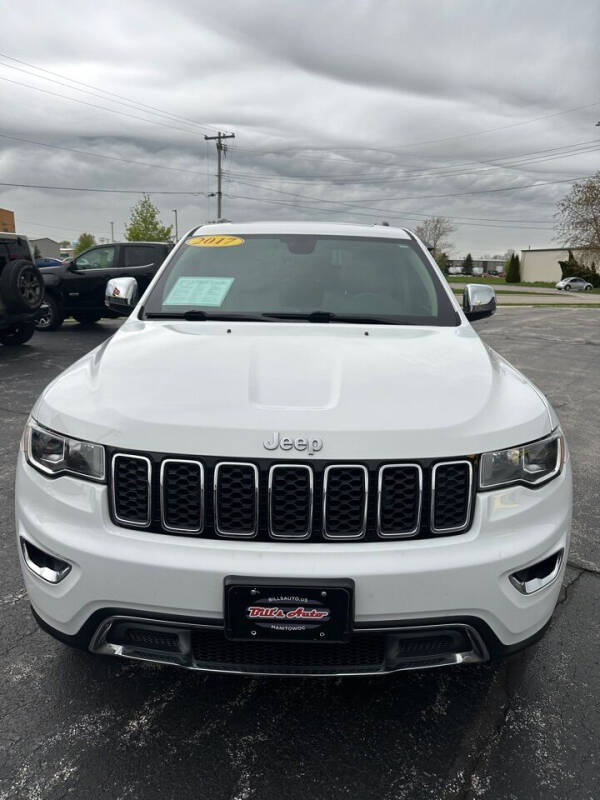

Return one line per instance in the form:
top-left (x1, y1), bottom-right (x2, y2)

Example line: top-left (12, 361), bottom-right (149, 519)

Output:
top-left (74, 232), bottom-right (96, 255)
top-left (435, 252), bottom-right (450, 273)
top-left (33, 244), bottom-right (41, 259)
top-left (59, 240), bottom-right (70, 248)
top-left (125, 194), bottom-right (172, 241)
top-left (556, 172), bottom-right (600, 251)
top-left (505, 253), bottom-right (521, 283)
top-left (415, 216), bottom-right (456, 258)
top-left (462, 253), bottom-right (473, 275)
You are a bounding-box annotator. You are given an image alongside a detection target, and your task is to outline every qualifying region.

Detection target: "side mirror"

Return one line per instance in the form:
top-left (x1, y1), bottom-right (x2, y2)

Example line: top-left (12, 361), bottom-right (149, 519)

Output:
top-left (463, 284), bottom-right (496, 321)
top-left (105, 277), bottom-right (139, 316)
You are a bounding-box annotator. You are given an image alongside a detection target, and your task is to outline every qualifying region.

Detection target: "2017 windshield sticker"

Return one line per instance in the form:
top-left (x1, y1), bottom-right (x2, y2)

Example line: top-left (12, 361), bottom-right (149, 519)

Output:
top-left (164, 276), bottom-right (234, 307)
top-left (186, 235), bottom-right (245, 247)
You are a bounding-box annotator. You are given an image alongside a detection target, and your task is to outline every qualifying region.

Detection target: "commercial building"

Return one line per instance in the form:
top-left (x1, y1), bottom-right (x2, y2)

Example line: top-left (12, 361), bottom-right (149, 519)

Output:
top-left (447, 258), bottom-right (505, 276)
top-left (0, 208), bottom-right (15, 233)
top-left (520, 247), bottom-right (592, 282)
top-left (30, 237), bottom-right (61, 259)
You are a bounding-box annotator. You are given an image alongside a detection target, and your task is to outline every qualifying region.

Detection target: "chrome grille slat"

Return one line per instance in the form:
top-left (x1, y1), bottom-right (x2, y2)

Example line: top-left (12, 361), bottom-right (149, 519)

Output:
top-left (322, 464), bottom-right (369, 540)
top-left (160, 459), bottom-right (204, 534)
top-left (214, 462), bottom-right (259, 538)
top-left (430, 460), bottom-right (473, 534)
top-left (377, 463), bottom-right (423, 538)
top-left (268, 464), bottom-right (313, 540)
top-left (111, 454), bottom-right (152, 528)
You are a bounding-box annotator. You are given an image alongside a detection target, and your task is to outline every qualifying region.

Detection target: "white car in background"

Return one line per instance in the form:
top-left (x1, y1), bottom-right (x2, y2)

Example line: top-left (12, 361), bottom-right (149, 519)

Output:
top-left (16, 221), bottom-right (571, 676)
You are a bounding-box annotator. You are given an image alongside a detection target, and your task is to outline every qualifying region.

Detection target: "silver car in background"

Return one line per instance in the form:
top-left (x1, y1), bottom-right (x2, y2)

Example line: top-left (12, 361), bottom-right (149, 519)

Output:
top-left (555, 277), bottom-right (593, 292)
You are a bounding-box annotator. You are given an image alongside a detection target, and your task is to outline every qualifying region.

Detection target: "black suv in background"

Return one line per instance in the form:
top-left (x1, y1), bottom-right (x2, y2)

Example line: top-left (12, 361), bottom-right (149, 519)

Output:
top-left (0, 234), bottom-right (44, 346)
top-left (37, 241), bottom-right (173, 331)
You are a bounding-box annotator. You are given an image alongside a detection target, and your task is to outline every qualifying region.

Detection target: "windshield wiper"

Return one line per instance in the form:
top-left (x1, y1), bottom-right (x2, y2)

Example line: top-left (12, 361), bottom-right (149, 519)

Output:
top-left (144, 310), bottom-right (268, 321)
top-left (261, 311), bottom-right (413, 325)
top-left (144, 309), bottom-right (424, 325)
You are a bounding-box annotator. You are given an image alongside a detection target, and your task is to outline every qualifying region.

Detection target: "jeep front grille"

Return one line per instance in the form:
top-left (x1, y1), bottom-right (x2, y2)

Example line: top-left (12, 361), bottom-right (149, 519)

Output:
top-left (109, 453), bottom-right (475, 541)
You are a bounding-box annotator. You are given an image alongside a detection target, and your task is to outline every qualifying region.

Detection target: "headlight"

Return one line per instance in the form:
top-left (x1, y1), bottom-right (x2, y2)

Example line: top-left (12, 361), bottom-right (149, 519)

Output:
top-left (479, 431), bottom-right (564, 490)
top-left (25, 420), bottom-right (106, 482)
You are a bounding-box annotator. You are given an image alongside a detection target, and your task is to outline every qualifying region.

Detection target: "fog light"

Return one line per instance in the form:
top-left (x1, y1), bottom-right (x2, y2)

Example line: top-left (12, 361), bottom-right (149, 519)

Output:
top-left (20, 538), bottom-right (71, 584)
top-left (510, 549), bottom-right (563, 595)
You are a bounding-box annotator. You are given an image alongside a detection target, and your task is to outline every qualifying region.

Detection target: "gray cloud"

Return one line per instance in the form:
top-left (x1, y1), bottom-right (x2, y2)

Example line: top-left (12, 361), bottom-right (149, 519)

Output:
top-left (0, 0), bottom-right (598, 254)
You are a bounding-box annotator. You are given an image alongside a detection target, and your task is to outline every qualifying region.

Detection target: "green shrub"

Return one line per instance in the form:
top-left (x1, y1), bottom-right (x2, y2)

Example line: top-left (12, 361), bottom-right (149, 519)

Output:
top-left (505, 253), bottom-right (521, 283)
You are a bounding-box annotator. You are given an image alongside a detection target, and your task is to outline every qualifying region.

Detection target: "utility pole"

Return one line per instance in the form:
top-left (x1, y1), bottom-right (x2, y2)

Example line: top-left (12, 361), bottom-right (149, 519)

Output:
top-left (172, 209), bottom-right (179, 240)
top-left (110, 221), bottom-right (114, 242)
top-left (204, 131), bottom-right (235, 219)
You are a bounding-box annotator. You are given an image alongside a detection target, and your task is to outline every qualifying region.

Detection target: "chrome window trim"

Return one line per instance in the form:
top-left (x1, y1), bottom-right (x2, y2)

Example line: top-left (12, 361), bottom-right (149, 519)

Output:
top-left (111, 453), bottom-right (152, 528)
top-left (160, 459), bottom-right (204, 534)
top-left (377, 463), bottom-right (423, 538)
top-left (322, 464), bottom-right (369, 541)
top-left (268, 464), bottom-right (313, 540)
top-left (430, 459), bottom-right (473, 534)
top-left (214, 462), bottom-right (259, 538)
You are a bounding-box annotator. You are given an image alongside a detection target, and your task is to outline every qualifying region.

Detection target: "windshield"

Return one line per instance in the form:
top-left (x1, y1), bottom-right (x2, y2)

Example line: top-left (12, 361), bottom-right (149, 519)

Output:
top-left (142, 233), bottom-right (458, 326)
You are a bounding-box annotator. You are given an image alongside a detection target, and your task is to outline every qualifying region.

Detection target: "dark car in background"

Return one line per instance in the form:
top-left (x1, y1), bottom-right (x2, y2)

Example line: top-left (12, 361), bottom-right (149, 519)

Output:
top-left (37, 241), bottom-right (173, 331)
top-left (35, 257), bottom-right (64, 268)
top-left (0, 233), bottom-right (45, 346)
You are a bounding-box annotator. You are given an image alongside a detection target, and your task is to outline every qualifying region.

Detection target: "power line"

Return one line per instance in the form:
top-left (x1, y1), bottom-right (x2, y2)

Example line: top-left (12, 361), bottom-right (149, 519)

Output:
top-left (18, 218), bottom-right (109, 237)
top-left (341, 173), bottom-right (595, 204)
top-left (227, 176), bottom-right (554, 224)
top-left (224, 139), bottom-right (600, 186)
top-left (226, 192), bottom-right (555, 231)
top-left (0, 52), bottom-right (223, 136)
top-left (0, 181), bottom-right (203, 195)
top-left (0, 75), bottom-right (209, 139)
top-left (226, 171), bottom-right (592, 208)
top-left (0, 132), bottom-right (207, 176)
top-left (229, 99), bottom-right (600, 156)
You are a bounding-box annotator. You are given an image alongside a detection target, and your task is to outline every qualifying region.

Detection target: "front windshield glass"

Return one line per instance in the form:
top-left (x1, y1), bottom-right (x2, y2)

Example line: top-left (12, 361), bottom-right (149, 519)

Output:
top-left (143, 233), bottom-right (458, 326)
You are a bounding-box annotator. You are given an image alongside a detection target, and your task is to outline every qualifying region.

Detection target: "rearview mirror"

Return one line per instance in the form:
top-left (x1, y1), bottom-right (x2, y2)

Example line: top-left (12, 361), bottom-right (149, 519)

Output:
top-left (105, 277), bottom-right (139, 316)
top-left (463, 284), bottom-right (496, 321)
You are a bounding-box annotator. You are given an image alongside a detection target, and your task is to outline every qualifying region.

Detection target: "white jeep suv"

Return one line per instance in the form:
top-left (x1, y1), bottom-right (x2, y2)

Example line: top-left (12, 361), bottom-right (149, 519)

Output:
top-left (16, 222), bottom-right (571, 676)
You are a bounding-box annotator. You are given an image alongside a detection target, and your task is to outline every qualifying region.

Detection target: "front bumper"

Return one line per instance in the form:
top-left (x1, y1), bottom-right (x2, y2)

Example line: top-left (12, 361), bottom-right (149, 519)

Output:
top-left (16, 453), bottom-right (571, 671)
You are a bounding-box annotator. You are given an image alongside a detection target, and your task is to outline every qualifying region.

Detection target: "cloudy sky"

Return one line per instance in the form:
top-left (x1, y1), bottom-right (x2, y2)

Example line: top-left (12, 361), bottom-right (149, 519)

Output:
top-left (1, 0), bottom-right (599, 256)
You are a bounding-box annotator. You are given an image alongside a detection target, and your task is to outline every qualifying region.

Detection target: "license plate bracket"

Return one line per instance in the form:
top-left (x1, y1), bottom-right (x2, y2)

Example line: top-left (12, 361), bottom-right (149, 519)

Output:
top-left (224, 577), bottom-right (354, 643)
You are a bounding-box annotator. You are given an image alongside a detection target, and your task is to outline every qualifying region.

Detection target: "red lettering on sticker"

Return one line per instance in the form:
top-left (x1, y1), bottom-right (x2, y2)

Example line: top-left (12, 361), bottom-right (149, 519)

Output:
top-left (247, 606), bottom-right (329, 621)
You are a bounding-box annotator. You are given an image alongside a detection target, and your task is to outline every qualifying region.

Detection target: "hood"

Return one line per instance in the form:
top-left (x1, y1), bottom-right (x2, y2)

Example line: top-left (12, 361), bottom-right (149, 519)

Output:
top-left (34, 320), bottom-right (553, 459)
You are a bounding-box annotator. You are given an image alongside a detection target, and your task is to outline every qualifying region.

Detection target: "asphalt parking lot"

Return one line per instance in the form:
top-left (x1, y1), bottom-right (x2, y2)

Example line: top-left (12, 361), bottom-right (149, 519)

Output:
top-left (1, 309), bottom-right (598, 800)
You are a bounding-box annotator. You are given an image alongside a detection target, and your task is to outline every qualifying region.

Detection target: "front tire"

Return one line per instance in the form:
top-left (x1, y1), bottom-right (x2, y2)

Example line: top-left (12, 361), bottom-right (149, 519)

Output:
top-left (564, 284), bottom-right (571, 291)
top-left (0, 321), bottom-right (35, 346)
top-left (35, 294), bottom-right (64, 331)
top-left (0, 260), bottom-right (44, 313)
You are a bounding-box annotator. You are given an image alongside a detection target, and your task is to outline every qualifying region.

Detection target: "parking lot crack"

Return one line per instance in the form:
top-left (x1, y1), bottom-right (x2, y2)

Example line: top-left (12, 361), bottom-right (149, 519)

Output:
top-left (557, 568), bottom-right (588, 607)
top-left (567, 558), bottom-right (600, 576)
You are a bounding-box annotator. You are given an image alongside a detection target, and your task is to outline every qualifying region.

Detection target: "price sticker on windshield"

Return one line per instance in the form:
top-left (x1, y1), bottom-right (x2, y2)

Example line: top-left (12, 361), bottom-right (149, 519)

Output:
top-left (165, 277), bottom-right (234, 306)
top-left (186, 235), bottom-right (245, 248)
